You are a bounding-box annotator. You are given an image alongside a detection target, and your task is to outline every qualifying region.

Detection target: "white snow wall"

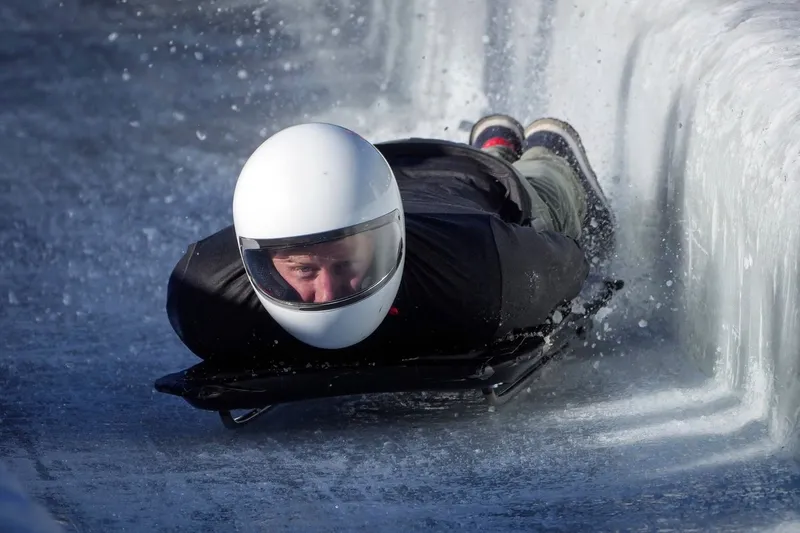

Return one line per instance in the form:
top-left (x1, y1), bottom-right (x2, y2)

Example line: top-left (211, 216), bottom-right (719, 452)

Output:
top-left (530, 0), bottom-right (800, 456)
top-left (297, 0), bottom-right (800, 456)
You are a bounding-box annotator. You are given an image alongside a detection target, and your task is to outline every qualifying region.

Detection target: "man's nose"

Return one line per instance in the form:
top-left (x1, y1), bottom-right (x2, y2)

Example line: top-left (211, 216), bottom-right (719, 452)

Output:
top-left (314, 268), bottom-right (339, 303)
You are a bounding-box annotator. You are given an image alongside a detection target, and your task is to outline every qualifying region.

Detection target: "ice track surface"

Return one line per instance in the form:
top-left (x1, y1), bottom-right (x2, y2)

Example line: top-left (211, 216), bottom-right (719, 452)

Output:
top-left (2, 0), bottom-right (800, 531)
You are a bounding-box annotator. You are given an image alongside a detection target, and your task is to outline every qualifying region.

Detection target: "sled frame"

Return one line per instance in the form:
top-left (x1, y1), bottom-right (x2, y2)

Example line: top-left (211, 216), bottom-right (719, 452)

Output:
top-left (158, 279), bottom-right (623, 430)
top-left (218, 405), bottom-right (275, 429)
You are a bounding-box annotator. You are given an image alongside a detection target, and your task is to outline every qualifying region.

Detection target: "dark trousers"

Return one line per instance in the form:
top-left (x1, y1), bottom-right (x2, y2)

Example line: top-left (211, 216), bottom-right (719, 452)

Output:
top-left (483, 145), bottom-right (587, 239)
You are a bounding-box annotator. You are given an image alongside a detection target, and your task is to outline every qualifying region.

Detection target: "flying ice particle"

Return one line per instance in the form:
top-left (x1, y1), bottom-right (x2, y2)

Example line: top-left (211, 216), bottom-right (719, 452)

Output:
top-left (142, 228), bottom-right (158, 242)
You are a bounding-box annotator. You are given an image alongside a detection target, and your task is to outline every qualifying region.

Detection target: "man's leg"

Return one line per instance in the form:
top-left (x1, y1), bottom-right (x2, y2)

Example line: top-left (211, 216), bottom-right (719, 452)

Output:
top-left (471, 114), bottom-right (614, 262)
top-left (469, 114), bottom-right (584, 238)
top-left (512, 146), bottom-right (586, 240)
top-left (520, 118), bottom-right (616, 262)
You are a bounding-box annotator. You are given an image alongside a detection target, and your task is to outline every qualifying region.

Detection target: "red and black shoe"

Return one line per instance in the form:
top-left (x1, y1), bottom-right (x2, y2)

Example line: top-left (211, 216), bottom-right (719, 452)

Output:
top-left (469, 114), bottom-right (525, 160)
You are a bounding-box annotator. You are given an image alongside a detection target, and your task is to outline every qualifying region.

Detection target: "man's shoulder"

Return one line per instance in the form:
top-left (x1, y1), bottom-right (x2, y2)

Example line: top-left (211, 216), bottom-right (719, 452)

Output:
top-left (374, 138), bottom-right (481, 160)
top-left (374, 137), bottom-right (465, 147)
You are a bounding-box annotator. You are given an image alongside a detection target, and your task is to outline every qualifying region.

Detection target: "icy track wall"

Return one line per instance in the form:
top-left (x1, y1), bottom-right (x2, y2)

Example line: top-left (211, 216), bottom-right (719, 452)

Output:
top-left (292, 0), bottom-right (800, 455)
top-left (527, 0), bottom-right (800, 455)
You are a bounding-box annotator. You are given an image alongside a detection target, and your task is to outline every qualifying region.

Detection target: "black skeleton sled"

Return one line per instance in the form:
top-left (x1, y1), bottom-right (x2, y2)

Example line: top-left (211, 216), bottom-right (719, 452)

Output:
top-left (154, 277), bottom-right (623, 429)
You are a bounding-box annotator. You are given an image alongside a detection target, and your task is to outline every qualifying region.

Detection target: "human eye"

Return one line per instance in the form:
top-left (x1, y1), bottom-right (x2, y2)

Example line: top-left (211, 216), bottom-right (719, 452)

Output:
top-left (290, 265), bottom-right (317, 279)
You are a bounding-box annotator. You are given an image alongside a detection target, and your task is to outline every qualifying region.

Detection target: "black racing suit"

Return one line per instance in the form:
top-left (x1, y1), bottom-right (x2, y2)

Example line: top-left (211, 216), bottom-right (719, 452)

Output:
top-left (166, 139), bottom-right (590, 364)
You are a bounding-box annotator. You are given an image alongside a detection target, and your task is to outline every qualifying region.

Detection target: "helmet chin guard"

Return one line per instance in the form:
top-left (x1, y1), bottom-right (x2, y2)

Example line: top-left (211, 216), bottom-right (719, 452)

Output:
top-left (232, 123), bottom-right (405, 349)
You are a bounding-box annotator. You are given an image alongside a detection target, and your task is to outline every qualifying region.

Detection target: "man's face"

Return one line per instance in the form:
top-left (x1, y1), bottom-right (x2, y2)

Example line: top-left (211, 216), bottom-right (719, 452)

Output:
top-left (271, 234), bottom-right (375, 303)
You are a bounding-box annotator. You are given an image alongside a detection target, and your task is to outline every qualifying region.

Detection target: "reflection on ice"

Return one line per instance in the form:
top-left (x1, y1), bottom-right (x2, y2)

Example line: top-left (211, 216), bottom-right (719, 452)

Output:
top-left (591, 401), bottom-right (760, 446)
top-left (552, 380), bottom-right (731, 422)
top-left (655, 440), bottom-right (780, 476)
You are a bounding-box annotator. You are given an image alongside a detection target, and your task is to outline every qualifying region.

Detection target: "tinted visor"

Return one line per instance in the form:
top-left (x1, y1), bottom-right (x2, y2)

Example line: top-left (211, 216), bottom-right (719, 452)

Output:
top-left (240, 210), bottom-right (403, 310)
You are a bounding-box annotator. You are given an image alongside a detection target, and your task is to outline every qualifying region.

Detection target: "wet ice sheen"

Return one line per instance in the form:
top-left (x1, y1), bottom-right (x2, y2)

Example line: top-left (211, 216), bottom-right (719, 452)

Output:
top-left (1, 0), bottom-right (799, 532)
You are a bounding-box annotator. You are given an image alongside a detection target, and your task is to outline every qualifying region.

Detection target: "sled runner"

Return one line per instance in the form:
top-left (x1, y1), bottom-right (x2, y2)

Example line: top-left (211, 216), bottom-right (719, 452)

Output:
top-left (154, 277), bottom-right (623, 429)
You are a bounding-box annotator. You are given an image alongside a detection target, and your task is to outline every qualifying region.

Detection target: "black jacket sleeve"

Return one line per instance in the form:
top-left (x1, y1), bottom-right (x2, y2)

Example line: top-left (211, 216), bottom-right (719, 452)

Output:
top-left (489, 217), bottom-right (590, 338)
top-left (165, 225), bottom-right (298, 362)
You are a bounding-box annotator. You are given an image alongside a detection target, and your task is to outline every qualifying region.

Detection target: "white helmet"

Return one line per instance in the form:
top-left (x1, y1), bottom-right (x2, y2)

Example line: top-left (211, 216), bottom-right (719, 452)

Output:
top-left (232, 122), bottom-right (406, 349)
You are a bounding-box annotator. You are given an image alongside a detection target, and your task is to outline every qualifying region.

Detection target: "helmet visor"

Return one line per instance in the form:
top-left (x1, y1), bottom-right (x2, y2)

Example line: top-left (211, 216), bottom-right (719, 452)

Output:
top-left (240, 210), bottom-right (403, 310)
